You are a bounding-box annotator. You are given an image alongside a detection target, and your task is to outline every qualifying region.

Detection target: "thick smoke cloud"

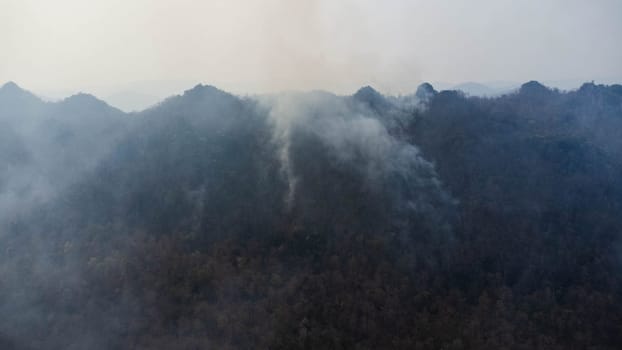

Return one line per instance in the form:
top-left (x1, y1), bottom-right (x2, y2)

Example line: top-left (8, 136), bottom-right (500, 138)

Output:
top-left (263, 90), bottom-right (453, 232)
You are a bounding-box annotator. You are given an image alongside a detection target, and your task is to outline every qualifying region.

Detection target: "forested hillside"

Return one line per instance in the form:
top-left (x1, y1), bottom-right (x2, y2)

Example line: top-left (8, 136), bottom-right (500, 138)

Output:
top-left (1, 81), bottom-right (621, 349)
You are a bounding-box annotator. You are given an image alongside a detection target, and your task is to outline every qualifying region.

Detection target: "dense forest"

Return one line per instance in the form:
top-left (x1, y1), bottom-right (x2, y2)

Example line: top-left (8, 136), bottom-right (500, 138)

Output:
top-left (1, 80), bottom-right (621, 349)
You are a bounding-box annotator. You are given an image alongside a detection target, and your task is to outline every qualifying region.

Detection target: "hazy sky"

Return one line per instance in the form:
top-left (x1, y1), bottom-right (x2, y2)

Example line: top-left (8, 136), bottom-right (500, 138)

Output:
top-left (1, 0), bottom-right (621, 96)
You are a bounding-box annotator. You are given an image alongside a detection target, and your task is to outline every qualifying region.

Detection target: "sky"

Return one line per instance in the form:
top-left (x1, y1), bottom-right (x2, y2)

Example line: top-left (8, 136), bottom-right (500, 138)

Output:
top-left (1, 0), bottom-right (621, 104)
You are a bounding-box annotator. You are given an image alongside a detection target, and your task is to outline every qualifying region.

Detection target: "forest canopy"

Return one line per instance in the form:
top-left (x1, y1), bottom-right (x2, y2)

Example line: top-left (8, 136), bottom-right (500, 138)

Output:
top-left (1, 80), bottom-right (622, 349)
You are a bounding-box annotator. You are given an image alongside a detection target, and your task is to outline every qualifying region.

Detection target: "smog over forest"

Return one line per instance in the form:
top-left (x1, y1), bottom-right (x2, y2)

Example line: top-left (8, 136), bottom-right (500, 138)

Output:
top-left (1, 1), bottom-right (622, 349)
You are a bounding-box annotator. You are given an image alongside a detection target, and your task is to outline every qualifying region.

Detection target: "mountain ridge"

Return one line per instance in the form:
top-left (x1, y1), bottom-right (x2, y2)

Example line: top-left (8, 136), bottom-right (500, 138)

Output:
top-left (1, 79), bottom-right (622, 349)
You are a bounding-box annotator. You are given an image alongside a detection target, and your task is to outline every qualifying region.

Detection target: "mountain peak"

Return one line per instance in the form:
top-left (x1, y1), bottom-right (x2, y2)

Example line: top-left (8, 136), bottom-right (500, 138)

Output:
top-left (152, 83), bottom-right (239, 112)
top-left (578, 81), bottom-right (599, 93)
top-left (415, 82), bottom-right (437, 100)
top-left (519, 80), bottom-right (551, 96)
top-left (0, 81), bottom-right (44, 105)
top-left (1, 81), bottom-right (22, 92)
top-left (1, 81), bottom-right (31, 96)
top-left (62, 93), bottom-right (109, 106)
top-left (184, 84), bottom-right (225, 96)
top-left (354, 85), bottom-right (380, 96)
top-left (177, 84), bottom-right (235, 103)
top-left (353, 85), bottom-right (389, 110)
top-left (57, 93), bottom-right (122, 115)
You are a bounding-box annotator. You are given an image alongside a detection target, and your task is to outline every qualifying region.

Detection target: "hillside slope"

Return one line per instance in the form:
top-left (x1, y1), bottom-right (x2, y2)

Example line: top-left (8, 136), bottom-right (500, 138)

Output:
top-left (1, 81), bottom-right (622, 349)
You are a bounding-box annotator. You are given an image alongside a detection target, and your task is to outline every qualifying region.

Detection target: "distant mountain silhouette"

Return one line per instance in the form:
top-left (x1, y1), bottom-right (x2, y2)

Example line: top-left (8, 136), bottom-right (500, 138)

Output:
top-left (452, 81), bottom-right (516, 96)
top-left (105, 91), bottom-right (161, 112)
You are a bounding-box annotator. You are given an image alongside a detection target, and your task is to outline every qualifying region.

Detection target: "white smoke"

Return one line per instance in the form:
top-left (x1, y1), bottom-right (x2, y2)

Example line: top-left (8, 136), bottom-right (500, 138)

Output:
top-left (262, 89), bottom-right (453, 228)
